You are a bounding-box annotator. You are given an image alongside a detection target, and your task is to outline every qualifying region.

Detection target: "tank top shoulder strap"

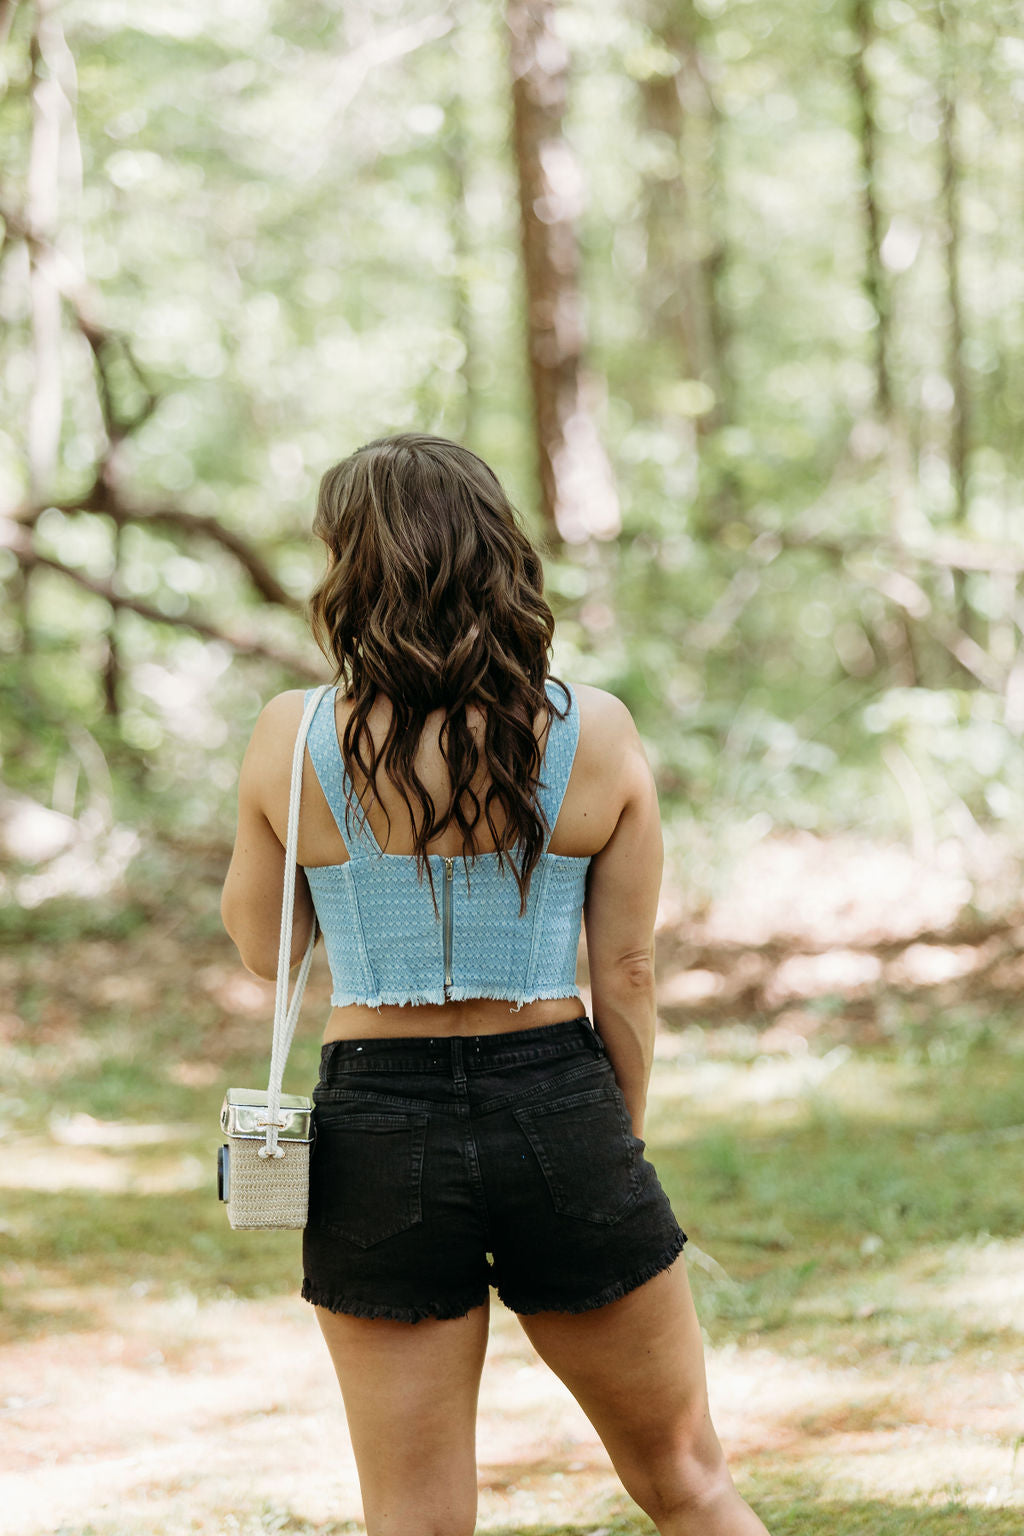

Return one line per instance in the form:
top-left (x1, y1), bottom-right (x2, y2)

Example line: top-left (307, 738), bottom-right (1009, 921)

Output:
top-left (303, 686), bottom-right (377, 859)
top-left (538, 678), bottom-right (580, 853)
top-left (305, 681), bottom-right (579, 860)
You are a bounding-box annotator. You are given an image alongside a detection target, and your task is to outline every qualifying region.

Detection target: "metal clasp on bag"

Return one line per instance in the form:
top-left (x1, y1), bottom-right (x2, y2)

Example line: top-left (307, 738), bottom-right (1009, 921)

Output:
top-left (220, 1090), bottom-right (315, 1143)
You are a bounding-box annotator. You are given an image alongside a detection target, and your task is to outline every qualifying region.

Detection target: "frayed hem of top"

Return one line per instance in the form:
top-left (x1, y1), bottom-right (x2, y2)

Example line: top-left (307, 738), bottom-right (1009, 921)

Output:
top-left (301, 1277), bottom-right (486, 1324)
top-left (500, 1230), bottom-right (688, 1317)
top-left (328, 985), bottom-right (585, 1011)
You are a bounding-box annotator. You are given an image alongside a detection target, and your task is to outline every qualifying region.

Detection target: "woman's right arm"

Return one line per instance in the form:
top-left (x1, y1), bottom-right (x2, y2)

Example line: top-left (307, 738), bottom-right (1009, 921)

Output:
top-left (582, 694), bottom-right (664, 1139)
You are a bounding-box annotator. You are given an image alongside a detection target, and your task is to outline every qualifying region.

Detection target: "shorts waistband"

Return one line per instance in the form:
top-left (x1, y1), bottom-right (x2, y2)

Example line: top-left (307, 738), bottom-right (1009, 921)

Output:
top-left (318, 1015), bottom-right (604, 1075)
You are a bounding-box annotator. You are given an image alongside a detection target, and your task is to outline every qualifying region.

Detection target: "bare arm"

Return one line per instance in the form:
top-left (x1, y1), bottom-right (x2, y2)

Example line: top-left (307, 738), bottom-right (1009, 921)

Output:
top-left (220, 692), bottom-right (317, 979)
top-left (582, 696), bottom-right (663, 1138)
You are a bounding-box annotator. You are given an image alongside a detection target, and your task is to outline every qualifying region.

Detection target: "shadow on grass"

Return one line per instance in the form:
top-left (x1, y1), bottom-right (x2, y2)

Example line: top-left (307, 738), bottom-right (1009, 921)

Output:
top-left (481, 1509), bottom-right (1024, 1536)
top-left (1, 1183), bottom-right (304, 1340)
top-left (4, 1027), bottom-right (1023, 1362)
top-left (46, 1497), bottom-right (1024, 1536)
top-left (743, 1495), bottom-right (1024, 1535)
top-left (647, 1035), bottom-right (1024, 1348)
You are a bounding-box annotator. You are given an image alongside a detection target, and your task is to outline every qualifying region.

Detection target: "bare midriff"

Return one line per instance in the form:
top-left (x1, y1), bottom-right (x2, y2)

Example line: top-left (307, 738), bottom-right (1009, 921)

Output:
top-left (322, 993), bottom-right (587, 1045)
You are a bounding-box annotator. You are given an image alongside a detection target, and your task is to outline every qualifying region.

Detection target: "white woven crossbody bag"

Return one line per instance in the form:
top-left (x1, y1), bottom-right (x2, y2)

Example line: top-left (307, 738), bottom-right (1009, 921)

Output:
top-left (218, 683), bottom-right (331, 1230)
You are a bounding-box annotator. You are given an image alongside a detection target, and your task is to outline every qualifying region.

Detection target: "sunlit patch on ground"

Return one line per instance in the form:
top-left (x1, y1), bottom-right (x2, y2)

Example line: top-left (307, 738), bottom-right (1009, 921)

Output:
top-left (1, 1284), bottom-right (1020, 1536)
top-left (693, 832), bottom-right (979, 949)
top-left (1, 1041), bottom-right (1022, 1533)
top-left (0, 1138), bottom-right (206, 1194)
top-left (3, 839), bottom-right (1024, 1532)
top-left (653, 832), bottom-right (1024, 1035)
top-left (892, 1235), bottom-right (1024, 1335)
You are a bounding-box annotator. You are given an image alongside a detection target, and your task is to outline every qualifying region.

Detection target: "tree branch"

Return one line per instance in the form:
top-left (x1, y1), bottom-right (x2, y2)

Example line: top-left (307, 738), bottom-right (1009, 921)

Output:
top-left (5, 524), bottom-right (319, 675)
top-left (1, 197), bottom-right (305, 611)
top-left (757, 523), bottom-right (1005, 689)
top-left (11, 483), bottom-right (304, 611)
top-left (769, 524), bottom-right (1024, 577)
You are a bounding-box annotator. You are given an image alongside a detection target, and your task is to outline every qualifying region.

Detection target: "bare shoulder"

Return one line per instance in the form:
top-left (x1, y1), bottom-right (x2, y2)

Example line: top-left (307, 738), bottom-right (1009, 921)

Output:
top-left (249, 689), bottom-right (308, 753)
top-left (240, 689), bottom-right (312, 804)
top-left (569, 682), bottom-right (655, 832)
top-left (572, 681), bottom-right (649, 760)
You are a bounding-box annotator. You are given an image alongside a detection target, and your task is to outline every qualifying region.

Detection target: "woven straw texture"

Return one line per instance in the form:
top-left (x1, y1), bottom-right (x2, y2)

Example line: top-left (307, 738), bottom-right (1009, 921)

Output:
top-left (226, 1139), bottom-right (310, 1230)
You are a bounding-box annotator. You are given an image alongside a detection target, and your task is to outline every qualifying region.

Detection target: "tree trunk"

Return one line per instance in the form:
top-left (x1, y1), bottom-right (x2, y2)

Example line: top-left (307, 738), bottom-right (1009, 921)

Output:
top-left (443, 76), bottom-right (480, 448)
top-left (102, 520), bottom-right (122, 718)
top-left (936, 3), bottom-right (968, 528)
top-left (27, 4), bottom-right (64, 498)
top-left (938, 110), bottom-right (967, 534)
top-left (850, 0), bottom-right (891, 423)
top-left (935, 2), bottom-right (973, 637)
top-left (640, 0), bottom-right (728, 433)
top-left (505, 0), bottom-right (618, 546)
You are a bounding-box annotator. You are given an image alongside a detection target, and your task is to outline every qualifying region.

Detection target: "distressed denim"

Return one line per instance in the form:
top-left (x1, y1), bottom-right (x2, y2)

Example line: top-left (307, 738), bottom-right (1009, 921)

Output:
top-left (301, 1015), bottom-right (686, 1323)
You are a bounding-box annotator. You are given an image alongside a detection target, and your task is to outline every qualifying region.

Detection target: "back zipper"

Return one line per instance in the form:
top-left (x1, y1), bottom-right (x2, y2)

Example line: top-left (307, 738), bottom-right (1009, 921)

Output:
top-left (443, 856), bottom-right (454, 1000)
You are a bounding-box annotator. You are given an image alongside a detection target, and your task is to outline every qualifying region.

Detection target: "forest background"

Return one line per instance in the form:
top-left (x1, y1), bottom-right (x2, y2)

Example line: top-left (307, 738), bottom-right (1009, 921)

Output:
top-left (1, 1), bottom-right (1023, 1533)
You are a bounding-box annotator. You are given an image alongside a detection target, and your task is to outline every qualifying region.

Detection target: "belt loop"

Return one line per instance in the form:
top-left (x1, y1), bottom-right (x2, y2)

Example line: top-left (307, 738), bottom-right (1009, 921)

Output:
top-left (577, 1017), bottom-right (604, 1054)
top-left (451, 1036), bottom-right (466, 1086)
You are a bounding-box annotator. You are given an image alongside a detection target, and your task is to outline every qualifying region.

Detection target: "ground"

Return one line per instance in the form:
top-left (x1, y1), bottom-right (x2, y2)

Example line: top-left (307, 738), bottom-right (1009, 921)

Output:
top-left (1, 829), bottom-right (1022, 1534)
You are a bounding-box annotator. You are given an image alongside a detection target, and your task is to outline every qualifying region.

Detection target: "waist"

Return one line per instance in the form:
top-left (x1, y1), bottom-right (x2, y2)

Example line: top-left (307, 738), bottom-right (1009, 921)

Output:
top-left (318, 1014), bottom-right (603, 1080)
top-left (322, 993), bottom-right (586, 1044)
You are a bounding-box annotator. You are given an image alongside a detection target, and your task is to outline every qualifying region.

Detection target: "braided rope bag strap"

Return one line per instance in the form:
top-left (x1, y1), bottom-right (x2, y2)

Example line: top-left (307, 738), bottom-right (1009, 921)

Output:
top-left (259, 683), bottom-right (332, 1160)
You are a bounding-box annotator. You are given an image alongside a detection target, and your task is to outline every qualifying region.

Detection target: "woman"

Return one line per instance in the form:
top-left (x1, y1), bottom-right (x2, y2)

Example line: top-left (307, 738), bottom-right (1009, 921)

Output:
top-left (221, 433), bottom-right (770, 1536)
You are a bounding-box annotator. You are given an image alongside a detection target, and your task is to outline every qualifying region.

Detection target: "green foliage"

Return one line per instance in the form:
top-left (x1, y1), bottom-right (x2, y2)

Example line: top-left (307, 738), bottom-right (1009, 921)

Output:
top-left (0, 893), bottom-right (148, 945)
top-left (2, 0), bottom-right (1024, 876)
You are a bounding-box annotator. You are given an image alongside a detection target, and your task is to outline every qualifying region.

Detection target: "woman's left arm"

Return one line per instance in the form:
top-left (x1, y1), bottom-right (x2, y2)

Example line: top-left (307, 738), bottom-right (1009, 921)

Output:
top-left (221, 694), bottom-right (316, 979)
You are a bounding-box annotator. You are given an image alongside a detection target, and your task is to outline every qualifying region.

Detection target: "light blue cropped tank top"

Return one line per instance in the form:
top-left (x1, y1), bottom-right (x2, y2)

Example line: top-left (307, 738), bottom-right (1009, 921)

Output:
top-left (301, 678), bottom-right (591, 1010)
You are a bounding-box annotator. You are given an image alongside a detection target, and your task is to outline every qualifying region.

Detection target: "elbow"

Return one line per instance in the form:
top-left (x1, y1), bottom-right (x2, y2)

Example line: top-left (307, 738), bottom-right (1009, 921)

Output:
top-left (617, 963), bottom-right (657, 999)
top-left (241, 941), bottom-right (307, 981)
top-left (611, 947), bottom-right (657, 990)
top-left (240, 951), bottom-right (278, 982)
top-left (229, 932), bottom-right (278, 982)
top-left (592, 949), bottom-right (657, 999)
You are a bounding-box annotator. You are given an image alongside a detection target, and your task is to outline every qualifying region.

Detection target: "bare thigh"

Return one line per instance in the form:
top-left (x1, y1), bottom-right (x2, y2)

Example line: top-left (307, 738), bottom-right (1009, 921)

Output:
top-left (517, 1256), bottom-right (728, 1500)
top-left (315, 1300), bottom-right (490, 1536)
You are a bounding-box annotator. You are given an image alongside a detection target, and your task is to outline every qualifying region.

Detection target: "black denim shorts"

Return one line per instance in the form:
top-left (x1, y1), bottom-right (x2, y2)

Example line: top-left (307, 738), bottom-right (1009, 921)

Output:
top-left (301, 1015), bottom-right (687, 1323)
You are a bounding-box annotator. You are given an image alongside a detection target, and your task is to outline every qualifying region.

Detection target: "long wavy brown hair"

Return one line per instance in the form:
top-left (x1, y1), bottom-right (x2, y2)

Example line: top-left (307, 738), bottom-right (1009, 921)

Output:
top-left (308, 433), bottom-right (571, 919)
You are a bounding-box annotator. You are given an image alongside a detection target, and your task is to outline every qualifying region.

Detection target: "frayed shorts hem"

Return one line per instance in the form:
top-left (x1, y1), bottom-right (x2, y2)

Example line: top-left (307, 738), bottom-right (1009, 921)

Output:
top-left (499, 1229), bottom-right (688, 1317)
top-left (302, 1230), bottom-right (687, 1325)
top-left (301, 1277), bottom-right (489, 1324)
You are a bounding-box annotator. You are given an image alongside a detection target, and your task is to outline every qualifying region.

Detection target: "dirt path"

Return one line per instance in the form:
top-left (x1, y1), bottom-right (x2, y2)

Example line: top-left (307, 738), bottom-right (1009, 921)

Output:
top-left (3, 831), bottom-right (1023, 1531)
top-left (2, 1257), bottom-right (1021, 1535)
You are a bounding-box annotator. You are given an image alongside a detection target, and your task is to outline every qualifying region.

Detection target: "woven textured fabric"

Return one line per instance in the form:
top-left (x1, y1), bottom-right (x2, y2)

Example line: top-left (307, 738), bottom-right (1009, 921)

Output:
top-left (302, 678), bottom-right (591, 1009)
top-left (225, 1139), bottom-right (311, 1230)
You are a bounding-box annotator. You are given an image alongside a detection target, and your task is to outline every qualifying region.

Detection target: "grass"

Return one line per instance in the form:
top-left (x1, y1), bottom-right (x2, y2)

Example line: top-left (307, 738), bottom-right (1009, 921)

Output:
top-left (42, 1498), bottom-right (1024, 1536)
top-left (8, 1017), bottom-right (1021, 1344)
top-left (642, 1019), bottom-right (1024, 1368)
top-left (3, 900), bottom-right (1024, 1529)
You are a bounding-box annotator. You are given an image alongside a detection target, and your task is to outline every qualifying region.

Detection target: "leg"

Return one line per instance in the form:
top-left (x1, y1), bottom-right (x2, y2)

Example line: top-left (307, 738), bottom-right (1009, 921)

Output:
top-left (315, 1298), bottom-right (490, 1536)
top-left (517, 1257), bottom-right (770, 1536)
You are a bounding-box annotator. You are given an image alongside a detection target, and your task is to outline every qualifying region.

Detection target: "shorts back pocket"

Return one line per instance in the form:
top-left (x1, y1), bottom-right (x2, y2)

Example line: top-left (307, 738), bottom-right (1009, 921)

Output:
top-left (309, 1102), bottom-right (428, 1248)
top-left (514, 1084), bottom-right (641, 1225)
